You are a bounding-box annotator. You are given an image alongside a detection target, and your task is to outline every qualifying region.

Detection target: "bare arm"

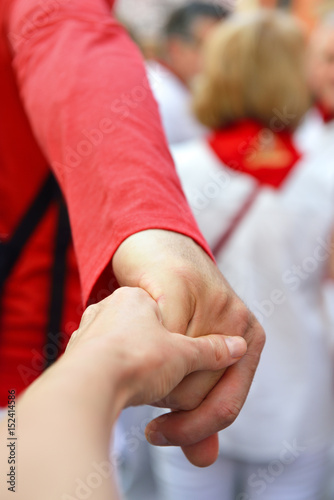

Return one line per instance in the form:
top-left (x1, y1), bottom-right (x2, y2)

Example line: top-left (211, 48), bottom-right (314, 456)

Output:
top-left (0, 288), bottom-right (247, 500)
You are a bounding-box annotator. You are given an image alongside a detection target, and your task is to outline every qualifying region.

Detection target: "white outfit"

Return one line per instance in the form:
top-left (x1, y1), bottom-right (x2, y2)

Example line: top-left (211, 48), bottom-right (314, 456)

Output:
top-left (150, 124), bottom-right (334, 499)
top-left (294, 107), bottom-right (329, 155)
top-left (295, 108), bottom-right (334, 345)
top-left (146, 61), bottom-right (207, 144)
top-left (151, 443), bottom-right (329, 500)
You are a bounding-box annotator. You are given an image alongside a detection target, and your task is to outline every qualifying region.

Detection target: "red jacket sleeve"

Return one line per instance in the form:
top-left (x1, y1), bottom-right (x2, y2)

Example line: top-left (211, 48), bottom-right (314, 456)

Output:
top-left (7, 0), bottom-right (213, 304)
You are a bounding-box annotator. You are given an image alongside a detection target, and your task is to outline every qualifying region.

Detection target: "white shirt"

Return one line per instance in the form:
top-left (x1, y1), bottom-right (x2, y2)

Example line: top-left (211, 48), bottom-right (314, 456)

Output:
top-left (295, 106), bottom-right (330, 154)
top-left (295, 107), bottom-right (334, 352)
top-left (146, 61), bottom-right (207, 144)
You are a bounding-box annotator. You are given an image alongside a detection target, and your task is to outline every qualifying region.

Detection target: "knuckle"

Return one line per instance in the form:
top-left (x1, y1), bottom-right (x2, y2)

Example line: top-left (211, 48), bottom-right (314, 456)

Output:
top-left (162, 390), bottom-right (200, 411)
top-left (215, 399), bottom-right (242, 428)
top-left (113, 286), bottom-right (148, 305)
top-left (66, 329), bottom-right (79, 351)
top-left (165, 418), bottom-right (199, 445)
top-left (169, 374), bottom-right (205, 409)
top-left (179, 398), bottom-right (201, 411)
top-left (254, 322), bottom-right (266, 351)
top-left (207, 335), bottom-right (228, 364)
top-left (112, 286), bottom-right (133, 299)
top-left (231, 301), bottom-right (265, 343)
top-left (242, 322), bottom-right (266, 377)
top-left (245, 311), bottom-right (266, 351)
top-left (81, 303), bottom-right (99, 321)
top-left (236, 303), bottom-right (253, 336)
top-left (212, 287), bottom-right (231, 317)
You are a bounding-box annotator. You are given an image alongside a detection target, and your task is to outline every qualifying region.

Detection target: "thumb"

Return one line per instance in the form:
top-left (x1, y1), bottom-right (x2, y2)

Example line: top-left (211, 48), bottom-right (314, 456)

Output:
top-left (155, 279), bottom-right (195, 334)
top-left (180, 334), bottom-right (247, 375)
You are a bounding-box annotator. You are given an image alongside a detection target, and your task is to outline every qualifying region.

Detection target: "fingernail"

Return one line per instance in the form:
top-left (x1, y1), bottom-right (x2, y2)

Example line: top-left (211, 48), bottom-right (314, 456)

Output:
top-left (225, 337), bottom-right (247, 358)
top-left (146, 431), bottom-right (171, 446)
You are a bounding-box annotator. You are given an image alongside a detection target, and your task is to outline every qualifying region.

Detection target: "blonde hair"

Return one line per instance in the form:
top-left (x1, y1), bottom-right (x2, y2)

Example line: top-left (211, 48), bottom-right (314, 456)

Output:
top-left (193, 10), bottom-right (310, 131)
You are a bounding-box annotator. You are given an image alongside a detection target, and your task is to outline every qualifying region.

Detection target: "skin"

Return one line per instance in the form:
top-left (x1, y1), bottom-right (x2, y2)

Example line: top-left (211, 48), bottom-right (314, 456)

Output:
top-left (112, 230), bottom-right (265, 466)
top-left (164, 16), bottom-right (219, 86)
top-left (0, 287), bottom-right (248, 500)
top-left (308, 25), bottom-right (334, 112)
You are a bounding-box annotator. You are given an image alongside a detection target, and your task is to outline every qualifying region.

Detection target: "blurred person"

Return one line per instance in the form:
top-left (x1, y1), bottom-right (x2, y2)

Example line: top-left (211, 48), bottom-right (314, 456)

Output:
top-left (295, 13), bottom-right (334, 153)
top-left (0, 287), bottom-right (248, 500)
top-left (295, 12), bottom-right (334, 354)
top-left (150, 10), bottom-right (334, 500)
top-left (147, 2), bottom-right (231, 144)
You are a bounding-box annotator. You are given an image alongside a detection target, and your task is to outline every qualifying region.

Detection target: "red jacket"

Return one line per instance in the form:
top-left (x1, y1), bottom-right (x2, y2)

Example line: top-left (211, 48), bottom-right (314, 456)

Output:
top-left (0, 0), bottom-right (210, 406)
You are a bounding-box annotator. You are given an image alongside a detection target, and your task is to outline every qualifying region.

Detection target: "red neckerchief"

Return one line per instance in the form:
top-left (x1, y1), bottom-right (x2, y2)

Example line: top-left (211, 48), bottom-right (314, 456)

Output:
top-left (316, 102), bottom-right (334, 124)
top-left (208, 119), bottom-right (302, 189)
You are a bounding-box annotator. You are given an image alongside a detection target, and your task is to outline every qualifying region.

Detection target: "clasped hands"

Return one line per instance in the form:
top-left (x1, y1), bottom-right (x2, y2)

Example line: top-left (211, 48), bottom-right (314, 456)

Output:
top-left (79, 229), bottom-right (266, 468)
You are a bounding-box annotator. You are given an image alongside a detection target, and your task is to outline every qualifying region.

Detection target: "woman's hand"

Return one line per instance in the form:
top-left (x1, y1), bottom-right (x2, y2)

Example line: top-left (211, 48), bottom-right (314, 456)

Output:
top-left (0, 287), bottom-right (247, 500)
top-left (65, 287), bottom-right (248, 412)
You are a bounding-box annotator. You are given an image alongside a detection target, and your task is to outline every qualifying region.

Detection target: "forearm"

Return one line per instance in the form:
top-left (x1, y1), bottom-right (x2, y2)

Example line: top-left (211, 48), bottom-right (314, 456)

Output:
top-left (0, 355), bottom-right (124, 500)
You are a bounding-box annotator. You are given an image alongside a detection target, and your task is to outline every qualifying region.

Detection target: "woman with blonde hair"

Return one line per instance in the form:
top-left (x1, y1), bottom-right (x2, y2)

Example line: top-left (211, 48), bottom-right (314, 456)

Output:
top-left (150, 10), bottom-right (334, 500)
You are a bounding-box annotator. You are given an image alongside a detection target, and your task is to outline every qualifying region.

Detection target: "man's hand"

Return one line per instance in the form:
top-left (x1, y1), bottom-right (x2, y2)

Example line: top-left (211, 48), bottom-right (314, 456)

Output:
top-left (112, 230), bottom-right (265, 466)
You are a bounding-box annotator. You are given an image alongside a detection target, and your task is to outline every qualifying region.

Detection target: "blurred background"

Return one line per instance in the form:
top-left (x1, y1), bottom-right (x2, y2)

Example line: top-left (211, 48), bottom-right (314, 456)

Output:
top-left (116, 0), bottom-right (334, 58)
top-left (111, 1), bottom-right (334, 500)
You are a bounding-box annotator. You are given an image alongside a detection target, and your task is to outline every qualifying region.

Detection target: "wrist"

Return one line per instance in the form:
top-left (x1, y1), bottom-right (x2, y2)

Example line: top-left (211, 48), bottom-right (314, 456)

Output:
top-left (112, 229), bottom-right (207, 285)
top-left (53, 344), bottom-right (133, 426)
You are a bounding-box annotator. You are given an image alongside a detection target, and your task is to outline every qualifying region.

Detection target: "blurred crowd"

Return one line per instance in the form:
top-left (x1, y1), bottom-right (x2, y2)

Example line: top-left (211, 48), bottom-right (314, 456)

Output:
top-left (114, 1), bottom-right (334, 499)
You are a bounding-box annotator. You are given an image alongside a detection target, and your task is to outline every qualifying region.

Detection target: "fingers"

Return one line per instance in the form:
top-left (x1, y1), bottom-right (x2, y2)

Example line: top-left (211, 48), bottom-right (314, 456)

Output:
top-left (181, 434), bottom-right (219, 468)
top-left (128, 332), bottom-right (247, 409)
top-left (155, 334), bottom-right (246, 410)
top-left (108, 286), bottom-right (163, 322)
top-left (165, 301), bottom-right (264, 411)
top-left (151, 334), bottom-right (246, 410)
top-left (146, 323), bottom-right (264, 447)
top-left (146, 370), bottom-right (241, 447)
top-left (66, 287), bottom-right (162, 354)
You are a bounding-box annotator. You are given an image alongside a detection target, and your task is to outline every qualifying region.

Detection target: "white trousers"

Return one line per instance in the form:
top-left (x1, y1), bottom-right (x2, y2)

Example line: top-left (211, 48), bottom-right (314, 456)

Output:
top-left (150, 444), bottom-right (330, 500)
